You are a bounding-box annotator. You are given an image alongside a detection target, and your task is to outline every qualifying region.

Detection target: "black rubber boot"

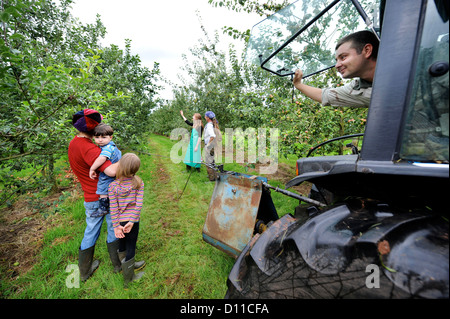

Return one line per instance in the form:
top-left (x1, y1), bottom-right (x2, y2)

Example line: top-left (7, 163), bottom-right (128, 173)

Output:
top-left (118, 251), bottom-right (146, 271)
top-left (107, 240), bottom-right (122, 273)
top-left (78, 245), bottom-right (100, 281)
top-left (121, 257), bottom-right (145, 288)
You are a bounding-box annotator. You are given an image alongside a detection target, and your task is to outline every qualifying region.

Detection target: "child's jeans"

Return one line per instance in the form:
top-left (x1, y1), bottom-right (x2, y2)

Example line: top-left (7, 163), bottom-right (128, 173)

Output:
top-left (96, 172), bottom-right (114, 195)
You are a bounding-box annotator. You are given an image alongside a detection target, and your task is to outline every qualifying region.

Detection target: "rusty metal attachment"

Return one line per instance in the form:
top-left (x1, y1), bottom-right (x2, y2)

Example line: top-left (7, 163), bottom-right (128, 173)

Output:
top-left (202, 172), bottom-right (278, 258)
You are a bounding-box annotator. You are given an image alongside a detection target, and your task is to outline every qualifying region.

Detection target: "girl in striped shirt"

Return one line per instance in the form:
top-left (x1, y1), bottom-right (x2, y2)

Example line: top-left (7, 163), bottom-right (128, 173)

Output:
top-left (108, 152), bottom-right (145, 287)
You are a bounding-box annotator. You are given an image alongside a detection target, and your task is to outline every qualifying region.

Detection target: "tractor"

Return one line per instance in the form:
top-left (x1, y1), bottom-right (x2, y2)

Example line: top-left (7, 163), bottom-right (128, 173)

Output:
top-left (202, 0), bottom-right (448, 298)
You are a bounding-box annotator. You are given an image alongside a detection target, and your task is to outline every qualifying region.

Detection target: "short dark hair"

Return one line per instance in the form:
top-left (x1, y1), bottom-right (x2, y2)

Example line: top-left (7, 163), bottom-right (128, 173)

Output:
top-left (93, 123), bottom-right (114, 137)
top-left (336, 30), bottom-right (379, 60)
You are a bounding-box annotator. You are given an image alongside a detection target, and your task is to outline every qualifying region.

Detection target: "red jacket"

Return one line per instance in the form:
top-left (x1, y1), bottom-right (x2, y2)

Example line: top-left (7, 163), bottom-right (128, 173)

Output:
top-left (68, 136), bottom-right (112, 202)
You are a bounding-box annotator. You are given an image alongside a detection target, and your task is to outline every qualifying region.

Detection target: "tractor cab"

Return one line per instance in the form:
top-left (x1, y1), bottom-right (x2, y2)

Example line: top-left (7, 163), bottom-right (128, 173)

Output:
top-left (246, 0), bottom-right (449, 210)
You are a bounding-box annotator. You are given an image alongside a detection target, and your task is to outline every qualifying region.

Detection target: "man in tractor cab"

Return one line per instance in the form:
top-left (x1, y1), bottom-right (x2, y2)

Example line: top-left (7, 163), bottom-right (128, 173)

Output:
top-left (293, 30), bottom-right (379, 108)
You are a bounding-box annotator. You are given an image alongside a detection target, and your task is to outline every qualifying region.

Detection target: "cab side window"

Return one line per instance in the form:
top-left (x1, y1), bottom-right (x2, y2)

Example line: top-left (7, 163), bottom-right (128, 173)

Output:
top-left (400, 0), bottom-right (449, 162)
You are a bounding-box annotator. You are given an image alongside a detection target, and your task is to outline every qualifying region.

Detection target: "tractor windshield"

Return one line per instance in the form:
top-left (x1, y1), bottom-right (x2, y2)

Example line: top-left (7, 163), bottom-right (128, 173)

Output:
top-left (246, 0), bottom-right (380, 78)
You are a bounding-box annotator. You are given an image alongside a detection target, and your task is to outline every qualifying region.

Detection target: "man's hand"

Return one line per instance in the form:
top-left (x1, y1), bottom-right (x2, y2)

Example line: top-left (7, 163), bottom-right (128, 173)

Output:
top-left (292, 69), bottom-right (323, 104)
top-left (293, 69), bottom-right (304, 90)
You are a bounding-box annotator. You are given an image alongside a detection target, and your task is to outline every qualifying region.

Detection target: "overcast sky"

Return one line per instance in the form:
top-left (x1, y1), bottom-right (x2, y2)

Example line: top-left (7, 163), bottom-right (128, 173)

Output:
top-left (68, 0), bottom-right (263, 99)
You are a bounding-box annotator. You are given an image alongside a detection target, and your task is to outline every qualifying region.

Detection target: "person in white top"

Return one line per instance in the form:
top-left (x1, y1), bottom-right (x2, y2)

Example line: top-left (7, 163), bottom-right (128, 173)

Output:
top-left (204, 111), bottom-right (220, 181)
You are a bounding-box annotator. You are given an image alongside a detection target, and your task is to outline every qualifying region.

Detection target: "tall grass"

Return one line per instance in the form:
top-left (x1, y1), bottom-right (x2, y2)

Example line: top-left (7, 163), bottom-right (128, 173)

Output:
top-left (2, 133), bottom-right (303, 299)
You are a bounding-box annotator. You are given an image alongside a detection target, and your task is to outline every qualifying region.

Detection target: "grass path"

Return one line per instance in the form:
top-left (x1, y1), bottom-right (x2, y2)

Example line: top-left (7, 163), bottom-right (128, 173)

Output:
top-left (136, 134), bottom-right (234, 298)
top-left (1, 133), bottom-right (302, 299)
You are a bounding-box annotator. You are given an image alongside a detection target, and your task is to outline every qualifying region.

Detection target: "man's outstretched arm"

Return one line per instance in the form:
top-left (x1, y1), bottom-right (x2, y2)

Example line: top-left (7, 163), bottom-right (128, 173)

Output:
top-left (293, 69), bottom-right (323, 103)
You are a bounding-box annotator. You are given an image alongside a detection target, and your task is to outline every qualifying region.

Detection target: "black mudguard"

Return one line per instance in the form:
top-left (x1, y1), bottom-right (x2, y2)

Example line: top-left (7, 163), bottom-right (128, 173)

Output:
top-left (227, 199), bottom-right (449, 298)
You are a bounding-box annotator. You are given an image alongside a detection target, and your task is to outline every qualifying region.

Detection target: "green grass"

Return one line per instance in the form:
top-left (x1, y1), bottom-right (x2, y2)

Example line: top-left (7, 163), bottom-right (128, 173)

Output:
top-left (1, 133), bottom-right (303, 299)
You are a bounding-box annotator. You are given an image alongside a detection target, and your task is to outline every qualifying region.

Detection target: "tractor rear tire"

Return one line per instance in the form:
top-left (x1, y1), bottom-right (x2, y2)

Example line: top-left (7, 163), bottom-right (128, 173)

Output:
top-left (226, 240), bottom-right (414, 299)
top-left (225, 203), bottom-right (449, 299)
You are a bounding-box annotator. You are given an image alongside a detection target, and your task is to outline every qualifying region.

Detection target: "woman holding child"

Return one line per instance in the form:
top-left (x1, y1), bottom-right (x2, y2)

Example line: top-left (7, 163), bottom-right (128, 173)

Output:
top-left (68, 109), bottom-right (145, 287)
